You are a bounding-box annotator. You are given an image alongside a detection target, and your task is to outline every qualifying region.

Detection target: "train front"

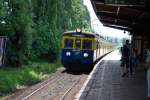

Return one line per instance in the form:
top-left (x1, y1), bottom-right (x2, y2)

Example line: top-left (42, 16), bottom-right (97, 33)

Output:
top-left (61, 32), bottom-right (95, 71)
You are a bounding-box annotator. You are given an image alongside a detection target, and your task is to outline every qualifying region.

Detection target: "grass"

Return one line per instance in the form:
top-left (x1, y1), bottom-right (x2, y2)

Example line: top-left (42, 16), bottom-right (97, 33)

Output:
top-left (0, 61), bottom-right (64, 98)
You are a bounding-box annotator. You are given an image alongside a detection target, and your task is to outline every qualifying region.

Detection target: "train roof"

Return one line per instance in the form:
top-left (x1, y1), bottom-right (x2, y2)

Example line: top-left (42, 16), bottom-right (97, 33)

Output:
top-left (63, 31), bottom-right (114, 44)
top-left (63, 31), bottom-right (96, 38)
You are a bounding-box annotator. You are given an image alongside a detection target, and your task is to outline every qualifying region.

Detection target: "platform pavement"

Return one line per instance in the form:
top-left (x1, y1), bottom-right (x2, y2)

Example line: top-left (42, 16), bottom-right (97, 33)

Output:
top-left (75, 50), bottom-right (148, 100)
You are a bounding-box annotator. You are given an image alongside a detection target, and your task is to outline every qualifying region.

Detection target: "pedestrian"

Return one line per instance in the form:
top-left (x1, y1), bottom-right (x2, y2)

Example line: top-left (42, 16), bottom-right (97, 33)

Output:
top-left (121, 40), bottom-right (132, 77)
top-left (145, 46), bottom-right (150, 97)
top-left (120, 46), bottom-right (123, 60)
top-left (131, 48), bottom-right (139, 68)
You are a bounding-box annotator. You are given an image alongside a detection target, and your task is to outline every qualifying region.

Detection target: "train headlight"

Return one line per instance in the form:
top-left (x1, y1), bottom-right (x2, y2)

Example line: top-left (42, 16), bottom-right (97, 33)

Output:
top-left (66, 52), bottom-right (71, 56)
top-left (83, 53), bottom-right (88, 58)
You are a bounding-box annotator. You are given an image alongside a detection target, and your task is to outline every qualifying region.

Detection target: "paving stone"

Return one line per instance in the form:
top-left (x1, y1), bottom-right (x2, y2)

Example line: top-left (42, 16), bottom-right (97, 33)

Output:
top-left (80, 51), bottom-right (147, 100)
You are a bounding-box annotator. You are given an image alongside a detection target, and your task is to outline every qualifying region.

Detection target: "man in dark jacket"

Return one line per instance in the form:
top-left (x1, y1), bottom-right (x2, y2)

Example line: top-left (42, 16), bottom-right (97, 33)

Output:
top-left (121, 40), bottom-right (132, 77)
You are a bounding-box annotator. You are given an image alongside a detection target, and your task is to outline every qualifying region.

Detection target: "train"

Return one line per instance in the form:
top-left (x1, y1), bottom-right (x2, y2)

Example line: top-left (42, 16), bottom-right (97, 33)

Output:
top-left (61, 30), bottom-right (115, 71)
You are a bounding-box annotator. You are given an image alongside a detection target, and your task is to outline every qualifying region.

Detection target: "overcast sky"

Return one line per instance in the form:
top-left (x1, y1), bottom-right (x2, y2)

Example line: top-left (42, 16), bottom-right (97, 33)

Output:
top-left (83, 0), bottom-right (129, 38)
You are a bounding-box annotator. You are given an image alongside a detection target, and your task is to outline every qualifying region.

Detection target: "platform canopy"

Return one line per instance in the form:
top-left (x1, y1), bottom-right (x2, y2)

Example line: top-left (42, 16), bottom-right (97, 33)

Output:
top-left (91, 0), bottom-right (150, 35)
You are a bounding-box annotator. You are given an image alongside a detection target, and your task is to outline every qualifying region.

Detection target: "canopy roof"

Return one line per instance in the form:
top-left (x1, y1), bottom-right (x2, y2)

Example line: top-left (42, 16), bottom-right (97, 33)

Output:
top-left (91, 0), bottom-right (150, 35)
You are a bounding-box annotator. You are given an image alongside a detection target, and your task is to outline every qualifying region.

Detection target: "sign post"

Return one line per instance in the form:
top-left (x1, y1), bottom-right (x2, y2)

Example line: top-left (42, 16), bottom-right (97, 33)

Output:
top-left (0, 36), bottom-right (7, 67)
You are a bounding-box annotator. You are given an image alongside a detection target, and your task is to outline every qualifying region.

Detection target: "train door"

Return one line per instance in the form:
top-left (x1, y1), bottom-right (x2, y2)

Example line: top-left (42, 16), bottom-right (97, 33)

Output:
top-left (75, 38), bottom-right (81, 50)
top-left (99, 40), bottom-right (101, 58)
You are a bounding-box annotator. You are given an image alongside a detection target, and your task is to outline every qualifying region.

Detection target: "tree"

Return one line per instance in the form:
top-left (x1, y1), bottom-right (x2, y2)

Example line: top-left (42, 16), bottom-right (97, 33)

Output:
top-left (0, 0), bottom-right (92, 66)
top-left (5, 0), bottom-right (33, 65)
top-left (0, 0), bottom-right (6, 34)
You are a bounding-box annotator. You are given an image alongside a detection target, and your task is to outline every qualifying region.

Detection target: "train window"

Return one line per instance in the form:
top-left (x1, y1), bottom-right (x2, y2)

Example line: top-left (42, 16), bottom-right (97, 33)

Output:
top-left (75, 39), bottom-right (81, 50)
top-left (64, 39), bottom-right (73, 49)
top-left (96, 41), bottom-right (99, 49)
top-left (83, 40), bottom-right (92, 50)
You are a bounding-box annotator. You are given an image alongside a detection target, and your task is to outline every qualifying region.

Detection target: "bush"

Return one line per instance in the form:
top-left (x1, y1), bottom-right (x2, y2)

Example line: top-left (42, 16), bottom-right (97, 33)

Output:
top-left (0, 61), bottom-right (63, 97)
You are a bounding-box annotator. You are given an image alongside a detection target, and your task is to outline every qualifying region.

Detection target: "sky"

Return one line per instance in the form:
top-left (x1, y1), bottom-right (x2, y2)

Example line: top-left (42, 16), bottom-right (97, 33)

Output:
top-left (83, 0), bottom-right (130, 39)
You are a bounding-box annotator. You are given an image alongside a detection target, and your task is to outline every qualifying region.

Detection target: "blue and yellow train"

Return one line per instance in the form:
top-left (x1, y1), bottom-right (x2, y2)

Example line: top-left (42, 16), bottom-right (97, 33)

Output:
top-left (61, 30), bottom-right (114, 71)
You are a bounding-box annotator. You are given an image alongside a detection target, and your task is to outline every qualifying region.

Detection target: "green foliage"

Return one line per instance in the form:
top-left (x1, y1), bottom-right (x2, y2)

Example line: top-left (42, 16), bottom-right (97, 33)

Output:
top-left (0, 0), bottom-right (92, 65)
top-left (32, 20), bottom-right (51, 58)
top-left (0, 62), bottom-right (63, 96)
top-left (61, 0), bottom-right (92, 31)
top-left (0, 0), bottom-right (3, 17)
top-left (0, 0), bottom-right (92, 96)
top-left (1, 0), bottom-right (33, 65)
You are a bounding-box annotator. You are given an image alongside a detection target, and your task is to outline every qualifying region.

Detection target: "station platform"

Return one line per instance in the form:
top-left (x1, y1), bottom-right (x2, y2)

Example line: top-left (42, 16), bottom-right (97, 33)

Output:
top-left (75, 50), bottom-right (148, 100)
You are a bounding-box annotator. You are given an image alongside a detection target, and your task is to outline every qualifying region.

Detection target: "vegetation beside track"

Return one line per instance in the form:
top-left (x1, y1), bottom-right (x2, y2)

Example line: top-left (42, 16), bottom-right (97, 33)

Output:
top-left (0, 61), bottom-right (64, 97)
top-left (0, 0), bottom-right (91, 98)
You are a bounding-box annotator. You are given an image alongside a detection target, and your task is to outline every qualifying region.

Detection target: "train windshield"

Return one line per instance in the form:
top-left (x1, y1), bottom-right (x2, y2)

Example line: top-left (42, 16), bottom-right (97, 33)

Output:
top-left (75, 39), bottom-right (81, 50)
top-left (64, 39), bottom-right (73, 49)
top-left (83, 40), bottom-right (92, 50)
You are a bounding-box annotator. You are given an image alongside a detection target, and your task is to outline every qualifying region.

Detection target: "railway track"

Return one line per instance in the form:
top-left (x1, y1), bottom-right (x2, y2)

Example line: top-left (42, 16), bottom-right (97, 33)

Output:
top-left (59, 76), bottom-right (82, 100)
top-left (7, 71), bottom-right (88, 100)
top-left (22, 76), bottom-right (60, 100)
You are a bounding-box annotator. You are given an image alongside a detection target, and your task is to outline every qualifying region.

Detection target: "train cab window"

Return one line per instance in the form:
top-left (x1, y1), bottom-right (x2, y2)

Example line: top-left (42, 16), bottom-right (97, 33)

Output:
top-left (64, 39), bottom-right (73, 49)
top-left (75, 39), bottom-right (81, 50)
top-left (83, 40), bottom-right (92, 50)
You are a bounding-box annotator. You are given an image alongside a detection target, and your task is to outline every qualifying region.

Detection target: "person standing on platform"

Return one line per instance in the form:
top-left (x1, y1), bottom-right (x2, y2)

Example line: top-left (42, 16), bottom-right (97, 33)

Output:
top-left (121, 40), bottom-right (132, 77)
top-left (131, 48), bottom-right (139, 68)
top-left (145, 46), bottom-right (150, 97)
